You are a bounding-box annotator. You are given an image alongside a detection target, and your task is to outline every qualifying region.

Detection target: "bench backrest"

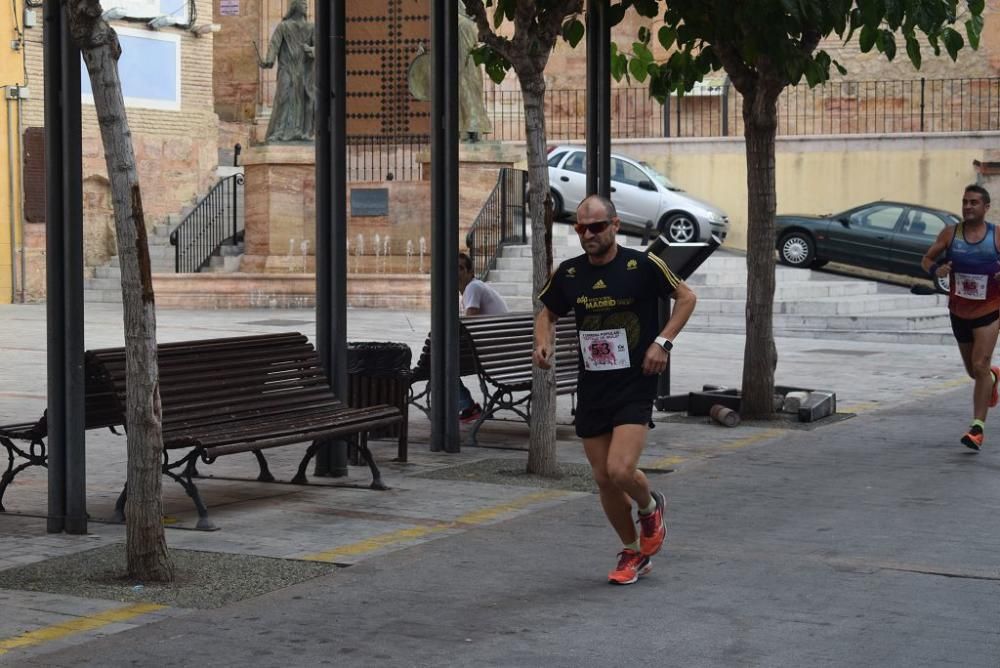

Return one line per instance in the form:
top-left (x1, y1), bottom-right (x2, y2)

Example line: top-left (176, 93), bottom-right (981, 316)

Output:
top-left (86, 333), bottom-right (343, 444)
top-left (460, 312), bottom-right (579, 391)
top-left (409, 324), bottom-right (481, 384)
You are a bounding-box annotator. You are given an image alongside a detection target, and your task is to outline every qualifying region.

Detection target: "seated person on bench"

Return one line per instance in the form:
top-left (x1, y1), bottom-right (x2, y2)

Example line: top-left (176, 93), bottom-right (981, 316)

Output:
top-left (457, 252), bottom-right (509, 422)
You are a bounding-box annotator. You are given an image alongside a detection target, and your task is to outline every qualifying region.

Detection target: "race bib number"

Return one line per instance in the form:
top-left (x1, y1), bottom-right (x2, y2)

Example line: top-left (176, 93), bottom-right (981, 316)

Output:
top-left (955, 272), bottom-right (988, 300)
top-left (580, 328), bottom-right (630, 371)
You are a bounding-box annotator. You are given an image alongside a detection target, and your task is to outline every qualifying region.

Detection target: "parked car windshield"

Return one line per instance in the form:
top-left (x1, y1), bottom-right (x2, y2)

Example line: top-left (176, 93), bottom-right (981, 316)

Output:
top-left (640, 162), bottom-right (683, 192)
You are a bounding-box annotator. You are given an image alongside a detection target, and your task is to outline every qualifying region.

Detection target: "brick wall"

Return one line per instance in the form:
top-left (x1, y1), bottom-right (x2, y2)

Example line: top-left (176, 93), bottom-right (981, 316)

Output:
top-left (21, 0), bottom-right (219, 233)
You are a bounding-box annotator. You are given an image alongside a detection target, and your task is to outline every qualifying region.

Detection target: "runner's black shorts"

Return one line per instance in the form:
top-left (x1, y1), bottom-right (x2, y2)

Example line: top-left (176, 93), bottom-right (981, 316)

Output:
top-left (950, 310), bottom-right (1000, 343)
top-left (575, 399), bottom-right (654, 438)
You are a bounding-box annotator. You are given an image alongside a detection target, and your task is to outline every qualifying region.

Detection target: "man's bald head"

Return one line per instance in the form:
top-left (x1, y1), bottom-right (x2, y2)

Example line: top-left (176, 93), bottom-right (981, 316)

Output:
top-left (577, 195), bottom-right (617, 221)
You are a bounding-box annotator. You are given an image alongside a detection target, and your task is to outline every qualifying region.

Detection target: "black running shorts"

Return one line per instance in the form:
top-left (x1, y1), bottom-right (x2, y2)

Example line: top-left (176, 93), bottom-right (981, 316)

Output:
top-left (950, 310), bottom-right (1000, 344)
top-left (575, 399), bottom-right (654, 439)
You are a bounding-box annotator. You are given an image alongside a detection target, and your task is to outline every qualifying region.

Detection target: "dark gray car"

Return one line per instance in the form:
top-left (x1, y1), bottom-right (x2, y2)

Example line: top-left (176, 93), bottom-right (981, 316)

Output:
top-left (775, 201), bottom-right (960, 292)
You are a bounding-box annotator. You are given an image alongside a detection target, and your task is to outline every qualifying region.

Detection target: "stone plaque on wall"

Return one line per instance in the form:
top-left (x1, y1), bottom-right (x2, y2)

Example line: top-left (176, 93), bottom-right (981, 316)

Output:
top-left (350, 188), bottom-right (390, 217)
top-left (348, 0), bottom-right (430, 137)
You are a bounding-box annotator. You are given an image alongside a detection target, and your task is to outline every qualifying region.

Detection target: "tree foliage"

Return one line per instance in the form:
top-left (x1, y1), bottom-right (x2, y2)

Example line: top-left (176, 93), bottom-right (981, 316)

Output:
top-left (614, 0), bottom-right (984, 97)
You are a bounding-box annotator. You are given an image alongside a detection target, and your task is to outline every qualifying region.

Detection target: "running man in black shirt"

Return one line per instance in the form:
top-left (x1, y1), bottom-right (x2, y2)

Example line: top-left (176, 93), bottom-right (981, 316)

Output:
top-left (533, 194), bottom-right (697, 585)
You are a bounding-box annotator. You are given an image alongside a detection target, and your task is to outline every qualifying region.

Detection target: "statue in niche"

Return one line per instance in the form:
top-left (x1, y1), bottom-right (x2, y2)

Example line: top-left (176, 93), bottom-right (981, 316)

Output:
top-left (407, 2), bottom-right (493, 142)
top-left (256, 0), bottom-right (315, 143)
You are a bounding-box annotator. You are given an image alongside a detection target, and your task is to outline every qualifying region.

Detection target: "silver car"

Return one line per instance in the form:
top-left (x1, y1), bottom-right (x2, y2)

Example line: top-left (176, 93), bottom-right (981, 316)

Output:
top-left (546, 145), bottom-right (729, 243)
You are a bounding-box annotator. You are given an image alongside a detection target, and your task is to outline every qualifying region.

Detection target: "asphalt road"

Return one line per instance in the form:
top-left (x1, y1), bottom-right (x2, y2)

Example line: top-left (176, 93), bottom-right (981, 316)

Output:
top-left (18, 385), bottom-right (1000, 668)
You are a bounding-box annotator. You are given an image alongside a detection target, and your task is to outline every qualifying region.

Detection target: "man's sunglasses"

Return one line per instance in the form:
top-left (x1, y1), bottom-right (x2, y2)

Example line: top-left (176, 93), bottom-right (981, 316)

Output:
top-left (574, 220), bottom-right (611, 235)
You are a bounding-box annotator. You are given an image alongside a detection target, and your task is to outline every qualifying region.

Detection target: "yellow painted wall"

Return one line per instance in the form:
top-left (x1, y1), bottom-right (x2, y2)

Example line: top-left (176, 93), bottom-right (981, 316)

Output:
top-left (609, 134), bottom-right (992, 251)
top-left (0, 0), bottom-right (25, 304)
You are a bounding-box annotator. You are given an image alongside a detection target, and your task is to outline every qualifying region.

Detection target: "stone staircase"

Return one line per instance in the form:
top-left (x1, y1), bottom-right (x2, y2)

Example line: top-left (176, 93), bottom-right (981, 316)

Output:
top-left (85, 167), bottom-right (245, 304)
top-left (486, 223), bottom-right (953, 345)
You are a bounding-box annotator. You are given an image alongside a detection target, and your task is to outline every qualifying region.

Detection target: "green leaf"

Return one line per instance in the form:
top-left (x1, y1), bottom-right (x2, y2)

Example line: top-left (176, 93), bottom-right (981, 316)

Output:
top-left (941, 26), bottom-right (964, 60)
top-left (832, 58), bottom-right (848, 76)
top-left (657, 26), bottom-right (676, 51)
top-left (779, 0), bottom-right (800, 19)
top-left (858, 24), bottom-right (878, 52)
top-left (562, 19), bottom-right (585, 48)
top-left (633, 42), bottom-right (654, 64)
top-left (638, 26), bottom-right (650, 46)
top-left (878, 30), bottom-right (897, 61)
top-left (966, 15), bottom-right (984, 50)
top-left (629, 57), bottom-right (649, 83)
top-left (609, 2), bottom-right (627, 26)
top-left (968, 0), bottom-right (985, 15)
top-left (905, 34), bottom-right (922, 69)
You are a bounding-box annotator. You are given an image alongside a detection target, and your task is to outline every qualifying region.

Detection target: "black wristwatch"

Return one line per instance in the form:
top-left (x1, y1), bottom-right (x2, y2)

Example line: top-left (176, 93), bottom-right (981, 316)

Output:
top-left (654, 336), bottom-right (673, 352)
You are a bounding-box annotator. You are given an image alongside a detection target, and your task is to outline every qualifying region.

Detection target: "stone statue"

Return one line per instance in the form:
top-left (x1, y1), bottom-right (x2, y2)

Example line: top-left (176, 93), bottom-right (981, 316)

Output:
top-left (257, 0), bottom-right (315, 143)
top-left (458, 4), bottom-right (492, 142)
top-left (407, 2), bottom-right (493, 142)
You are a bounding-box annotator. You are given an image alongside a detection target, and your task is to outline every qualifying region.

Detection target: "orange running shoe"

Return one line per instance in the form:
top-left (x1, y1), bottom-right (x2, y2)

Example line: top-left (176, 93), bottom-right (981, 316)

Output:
top-left (638, 490), bottom-right (666, 557)
top-left (607, 549), bottom-right (652, 585)
top-left (990, 367), bottom-right (1000, 408)
top-left (962, 426), bottom-right (984, 451)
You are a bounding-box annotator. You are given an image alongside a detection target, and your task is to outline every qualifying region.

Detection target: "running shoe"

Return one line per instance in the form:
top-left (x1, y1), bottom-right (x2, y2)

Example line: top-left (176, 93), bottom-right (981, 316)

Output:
top-left (637, 490), bottom-right (666, 557)
top-left (607, 548), bottom-right (652, 585)
top-left (962, 427), bottom-right (984, 451)
top-left (459, 404), bottom-right (483, 424)
top-left (991, 366), bottom-right (1000, 408)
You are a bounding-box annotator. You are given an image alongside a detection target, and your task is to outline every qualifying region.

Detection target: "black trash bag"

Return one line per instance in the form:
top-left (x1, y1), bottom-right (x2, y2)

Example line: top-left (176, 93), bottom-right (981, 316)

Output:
top-left (346, 341), bottom-right (412, 377)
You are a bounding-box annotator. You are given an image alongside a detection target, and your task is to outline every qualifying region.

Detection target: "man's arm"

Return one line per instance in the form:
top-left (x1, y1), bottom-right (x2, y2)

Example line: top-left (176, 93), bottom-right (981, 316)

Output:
top-left (642, 280), bottom-right (697, 376)
top-left (921, 226), bottom-right (954, 277)
top-left (533, 307), bottom-right (559, 369)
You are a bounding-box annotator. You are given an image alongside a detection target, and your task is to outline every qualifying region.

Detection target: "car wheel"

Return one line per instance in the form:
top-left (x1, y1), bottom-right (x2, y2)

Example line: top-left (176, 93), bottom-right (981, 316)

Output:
top-left (661, 213), bottom-right (698, 243)
top-left (935, 273), bottom-right (950, 294)
top-left (549, 189), bottom-right (564, 220)
top-left (778, 232), bottom-right (815, 267)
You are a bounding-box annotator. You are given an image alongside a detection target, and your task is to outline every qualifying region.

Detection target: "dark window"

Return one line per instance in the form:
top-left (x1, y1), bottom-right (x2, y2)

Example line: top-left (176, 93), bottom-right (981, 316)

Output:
top-left (547, 151), bottom-right (567, 167)
top-left (23, 127), bottom-right (45, 223)
top-left (563, 151), bottom-right (586, 174)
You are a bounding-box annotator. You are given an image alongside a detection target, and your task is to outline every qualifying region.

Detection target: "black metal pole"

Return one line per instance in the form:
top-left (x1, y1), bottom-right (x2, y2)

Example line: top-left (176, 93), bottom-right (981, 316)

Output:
top-left (430, 0), bottom-right (460, 452)
top-left (597, 0), bottom-right (611, 198)
top-left (585, 0), bottom-right (598, 196)
top-left (62, 13), bottom-right (86, 535)
top-left (43, 0), bottom-right (65, 534)
top-left (314, 0), bottom-right (349, 476)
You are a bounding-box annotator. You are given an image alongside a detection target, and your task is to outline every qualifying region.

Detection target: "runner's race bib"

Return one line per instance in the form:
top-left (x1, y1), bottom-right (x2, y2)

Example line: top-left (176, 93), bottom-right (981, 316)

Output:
top-left (955, 272), bottom-right (988, 300)
top-left (580, 328), bottom-right (630, 371)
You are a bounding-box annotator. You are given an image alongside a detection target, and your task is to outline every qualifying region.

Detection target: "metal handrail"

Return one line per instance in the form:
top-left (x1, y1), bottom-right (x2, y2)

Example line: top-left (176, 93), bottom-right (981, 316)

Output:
top-left (465, 168), bottom-right (527, 281)
top-left (169, 173), bottom-right (244, 273)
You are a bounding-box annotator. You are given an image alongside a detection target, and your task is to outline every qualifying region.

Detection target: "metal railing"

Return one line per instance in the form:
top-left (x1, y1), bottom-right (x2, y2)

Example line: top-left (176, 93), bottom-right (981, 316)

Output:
top-left (465, 168), bottom-right (527, 280)
top-left (347, 134), bottom-right (429, 182)
top-left (170, 173), bottom-right (244, 273)
top-left (484, 76), bottom-right (1000, 140)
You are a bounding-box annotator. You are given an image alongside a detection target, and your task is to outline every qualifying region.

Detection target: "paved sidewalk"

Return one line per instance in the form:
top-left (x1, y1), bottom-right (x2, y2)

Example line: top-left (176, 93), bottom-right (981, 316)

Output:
top-left (1, 302), bottom-right (992, 665)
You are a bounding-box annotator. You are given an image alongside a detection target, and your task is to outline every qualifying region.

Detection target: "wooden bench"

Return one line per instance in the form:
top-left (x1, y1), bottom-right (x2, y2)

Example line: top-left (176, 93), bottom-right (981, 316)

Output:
top-left (0, 333), bottom-right (403, 529)
top-left (407, 329), bottom-right (477, 418)
top-left (0, 381), bottom-right (122, 513)
top-left (407, 312), bottom-right (580, 444)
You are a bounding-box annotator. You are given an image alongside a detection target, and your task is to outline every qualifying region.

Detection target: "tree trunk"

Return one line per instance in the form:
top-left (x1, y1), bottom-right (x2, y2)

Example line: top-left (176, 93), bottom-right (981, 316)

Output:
top-left (739, 83), bottom-right (780, 418)
top-left (521, 73), bottom-right (559, 478)
top-left (66, 2), bottom-right (174, 582)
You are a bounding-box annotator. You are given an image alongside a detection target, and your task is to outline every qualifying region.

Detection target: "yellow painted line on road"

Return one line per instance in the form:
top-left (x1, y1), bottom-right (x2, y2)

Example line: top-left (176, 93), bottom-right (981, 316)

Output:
top-left (649, 428), bottom-right (786, 470)
top-left (0, 602), bottom-right (164, 656)
top-left (301, 489), bottom-right (571, 563)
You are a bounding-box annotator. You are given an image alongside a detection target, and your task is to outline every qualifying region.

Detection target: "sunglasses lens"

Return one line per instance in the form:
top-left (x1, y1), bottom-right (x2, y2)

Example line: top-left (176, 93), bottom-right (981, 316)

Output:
top-left (575, 221), bottom-right (609, 235)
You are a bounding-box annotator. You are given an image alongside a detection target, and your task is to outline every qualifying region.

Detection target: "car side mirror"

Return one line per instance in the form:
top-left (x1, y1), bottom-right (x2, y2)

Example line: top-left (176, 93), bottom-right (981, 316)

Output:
top-left (838, 217), bottom-right (850, 227)
top-left (637, 180), bottom-right (657, 191)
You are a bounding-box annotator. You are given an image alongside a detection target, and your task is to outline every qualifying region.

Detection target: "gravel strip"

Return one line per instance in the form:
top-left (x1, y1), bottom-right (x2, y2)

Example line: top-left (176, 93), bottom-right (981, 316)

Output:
top-left (0, 544), bottom-right (337, 609)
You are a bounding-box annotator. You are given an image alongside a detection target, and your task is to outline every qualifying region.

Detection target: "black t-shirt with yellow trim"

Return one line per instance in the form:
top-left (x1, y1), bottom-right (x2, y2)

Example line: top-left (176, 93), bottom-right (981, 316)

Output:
top-left (538, 245), bottom-right (680, 406)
